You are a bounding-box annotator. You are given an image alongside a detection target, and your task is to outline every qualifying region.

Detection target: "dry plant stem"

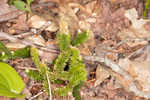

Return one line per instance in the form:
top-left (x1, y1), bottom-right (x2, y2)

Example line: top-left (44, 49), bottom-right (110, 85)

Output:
top-left (0, 32), bottom-right (19, 42)
top-left (14, 32), bottom-right (34, 38)
top-left (0, 32), bottom-right (38, 46)
top-left (29, 90), bottom-right (46, 100)
top-left (0, 32), bottom-right (59, 53)
top-left (113, 38), bottom-right (149, 50)
top-left (31, 2), bottom-right (57, 10)
top-left (46, 71), bottom-right (52, 100)
top-left (17, 66), bottom-right (38, 70)
top-left (0, 9), bottom-right (24, 23)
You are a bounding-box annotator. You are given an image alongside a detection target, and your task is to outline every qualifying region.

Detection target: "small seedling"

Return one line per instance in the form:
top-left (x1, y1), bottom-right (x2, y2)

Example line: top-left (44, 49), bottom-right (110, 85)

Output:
top-left (9, 0), bottom-right (34, 13)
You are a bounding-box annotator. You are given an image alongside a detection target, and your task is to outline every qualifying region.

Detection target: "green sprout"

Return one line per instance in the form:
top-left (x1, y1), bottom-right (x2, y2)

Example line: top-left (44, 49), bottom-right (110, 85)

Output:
top-left (144, 0), bottom-right (150, 17)
top-left (9, 0), bottom-right (34, 13)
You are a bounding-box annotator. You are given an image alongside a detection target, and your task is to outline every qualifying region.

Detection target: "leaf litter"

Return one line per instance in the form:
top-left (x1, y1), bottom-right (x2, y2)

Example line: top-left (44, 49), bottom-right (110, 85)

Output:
top-left (0, 0), bottom-right (150, 100)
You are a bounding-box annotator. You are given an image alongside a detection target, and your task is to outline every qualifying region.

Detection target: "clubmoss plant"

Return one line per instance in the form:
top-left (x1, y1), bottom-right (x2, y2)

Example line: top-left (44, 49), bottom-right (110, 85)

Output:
top-left (27, 29), bottom-right (90, 99)
top-left (53, 28), bottom-right (89, 97)
top-left (26, 15), bottom-right (90, 99)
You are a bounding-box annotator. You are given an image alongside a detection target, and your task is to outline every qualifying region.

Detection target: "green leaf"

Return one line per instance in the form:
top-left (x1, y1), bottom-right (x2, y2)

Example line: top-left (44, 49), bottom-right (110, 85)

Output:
top-left (144, 0), bottom-right (150, 17)
top-left (8, 0), bottom-right (14, 5)
top-left (0, 62), bottom-right (25, 97)
top-left (73, 81), bottom-right (84, 100)
top-left (0, 46), bottom-right (30, 61)
top-left (56, 86), bottom-right (72, 96)
top-left (27, 0), bottom-right (34, 4)
top-left (26, 69), bottom-right (43, 82)
top-left (54, 50), bottom-right (71, 72)
top-left (13, 0), bottom-right (27, 11)
top-left (30, 47), bottom-right (47, 75)
top-left (53, 79), bottom-right (64, 84)
top-left (0, 41), bottom-right (11, 57)
top-left (11, 46), bottom-right (30, 59)
top-left (53, 71), bottom-right (70, 80)
top-left (0, 84), bottom-right (24, 98)
top-left (30, 47), bottom-right (41, 68)
top-left (57, 33), bottom-right (71, 51)
top-left (72, 30), bottom-right (90, 46)
top-left (0, 74), bottom-right (10, 90)
top-left (9, 0), bottom-right (32, 13)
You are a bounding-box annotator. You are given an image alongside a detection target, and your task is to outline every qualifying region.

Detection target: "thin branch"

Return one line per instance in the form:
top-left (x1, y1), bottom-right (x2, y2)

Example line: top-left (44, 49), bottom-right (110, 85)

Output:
top-left (29, 90), bottom-right (45, 100)
top-left (46, 71), bottom-right (52, 100)
top-left (0, 32), bottom-right (36, 46)
top-left (0, 32), bottom-right (59, 53)
top-left (14, 32), bottom-right (34, 38)
top-left (17, 66), bottom-right (38, 70)
top-left (0, 32), bottom-right (19, 42)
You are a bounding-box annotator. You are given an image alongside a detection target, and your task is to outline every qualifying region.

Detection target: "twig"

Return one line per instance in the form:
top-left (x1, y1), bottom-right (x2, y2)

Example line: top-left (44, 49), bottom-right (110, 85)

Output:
top-left (14, 32), bottom-right (34, 38)
top-left (0, 32), bottom-right (59, 53)
top-left (31, 2), bottom-right (57, 10)
top-left (83, 55), bottom-right (105, 62)
top-left (17, 66), bottom-right (38, 70)
top-left (29, 90), bottom-right (45, 100)
top-left (112, 37), bottom-right (149, 50)
top-left (0, 32), bottom-right (19, 42)
top-left (46, 71), bottom-right (52, 100)
top-left (0, 32), bottom-right (36, 46)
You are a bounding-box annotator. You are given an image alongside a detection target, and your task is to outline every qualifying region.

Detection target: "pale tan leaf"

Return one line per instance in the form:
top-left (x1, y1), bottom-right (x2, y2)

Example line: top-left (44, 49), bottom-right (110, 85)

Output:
top-left (118, 45), bottom-right (150, 98)
top-left (118, 8), bottom-right (150, 39)
top-left (25, 35), bottom-right (46, 46)
top-left (28, 15), bottom-right (47, 29)
top-left (94, 64), bottom-right (110, 87)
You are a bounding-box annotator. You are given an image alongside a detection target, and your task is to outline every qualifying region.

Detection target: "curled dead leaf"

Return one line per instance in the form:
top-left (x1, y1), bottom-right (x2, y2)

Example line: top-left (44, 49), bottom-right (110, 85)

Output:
top-left (94, 64), bottom-right (111, 87)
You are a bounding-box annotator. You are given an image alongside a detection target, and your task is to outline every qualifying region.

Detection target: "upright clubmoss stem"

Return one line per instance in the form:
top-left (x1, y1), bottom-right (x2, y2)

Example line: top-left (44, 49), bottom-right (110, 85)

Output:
top-left (59, 14), bottom-right (69, 35)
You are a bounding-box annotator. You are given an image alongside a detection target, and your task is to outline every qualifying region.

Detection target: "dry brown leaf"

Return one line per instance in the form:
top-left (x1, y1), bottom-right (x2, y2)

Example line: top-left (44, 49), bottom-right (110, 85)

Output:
top-left (10, 14), bottom-right (29, 33)
top-left (25, 35), bottom-right (46, 46)
top-left (28, 15), bottom-right (47, 29)
top-left (0, 4), bottom-right (23, 22)
top-left (118, 8), bottom-right (150, 39)
top-left (6, 42), bottom-right (26, 50)
top-left (46, 22), bottom-right (58, 32)
top-left (94, 64), bottom-right (111, 87)
top-left (28, 15), bottom-right (58, 32)
top-left (118, 45), bottom-right (150, 98)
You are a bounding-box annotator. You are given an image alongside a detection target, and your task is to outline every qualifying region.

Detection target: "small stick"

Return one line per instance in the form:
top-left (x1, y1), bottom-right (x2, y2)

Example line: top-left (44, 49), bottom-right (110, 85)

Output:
top-left (17, 66), bottom-right (38, 70)
top-left (14, 32), bottom-right (34, 38)
top-left (46, 71), bottom-right (52, 100)
top-left (29, 90), bottom-right (45, 100)
top-left (0, 32), bottom-right (59, 53)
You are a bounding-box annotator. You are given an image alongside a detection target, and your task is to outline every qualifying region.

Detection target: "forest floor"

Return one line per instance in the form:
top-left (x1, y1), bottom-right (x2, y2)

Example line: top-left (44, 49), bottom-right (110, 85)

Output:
top-left (0, 0), bottom-right (150, 100)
